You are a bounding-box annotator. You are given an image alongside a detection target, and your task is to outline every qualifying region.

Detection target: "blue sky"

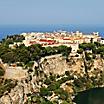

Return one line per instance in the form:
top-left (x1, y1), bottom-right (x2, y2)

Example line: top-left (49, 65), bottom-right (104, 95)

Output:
top-left (0, 0), bottom-right (104, 25)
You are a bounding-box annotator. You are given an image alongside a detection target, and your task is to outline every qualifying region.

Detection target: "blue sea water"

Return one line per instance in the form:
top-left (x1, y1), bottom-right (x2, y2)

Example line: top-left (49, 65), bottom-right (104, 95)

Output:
top-left (0, 24), bottom-right (104, 40)
top-left (74, 87), bottom-right (104, 104)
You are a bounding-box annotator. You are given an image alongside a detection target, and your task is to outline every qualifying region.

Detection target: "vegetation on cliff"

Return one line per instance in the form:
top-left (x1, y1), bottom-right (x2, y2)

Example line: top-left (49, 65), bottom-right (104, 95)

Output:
top-left (0, 35), bottom-right (104, 103)
top-left (1, 34), bottom-right (25, 45)
top-left (0, 40), bottom-right (71, 64)
top-left (0, 66), bottom-right (5, 76)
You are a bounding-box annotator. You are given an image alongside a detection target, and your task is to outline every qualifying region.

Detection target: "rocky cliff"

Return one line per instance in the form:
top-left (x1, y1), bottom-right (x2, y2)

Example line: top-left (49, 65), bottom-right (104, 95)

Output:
top-left (0, 54), bottom-right (104, 104)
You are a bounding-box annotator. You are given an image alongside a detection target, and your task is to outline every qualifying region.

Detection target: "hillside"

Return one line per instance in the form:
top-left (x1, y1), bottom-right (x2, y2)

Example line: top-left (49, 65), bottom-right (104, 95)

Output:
top-left (0, 35), bottom-right (104, 103)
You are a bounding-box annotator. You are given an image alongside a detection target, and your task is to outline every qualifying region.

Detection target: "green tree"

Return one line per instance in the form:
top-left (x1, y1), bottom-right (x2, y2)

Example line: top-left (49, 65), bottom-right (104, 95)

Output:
top-left (0, 67), bottom-right (5, 76)
top-left (1, 51), bottom-right (17, 63)
top-left (77, 48), bottom-right (83, 54)
top-left (40, 87), bottom-right (52, 96)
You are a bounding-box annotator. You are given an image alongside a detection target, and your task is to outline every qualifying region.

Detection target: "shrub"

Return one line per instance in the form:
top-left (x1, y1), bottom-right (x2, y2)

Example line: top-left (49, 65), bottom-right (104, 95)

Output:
top-left (40, 87), bottom-right (52, 96)
top-left (77, 48), bottom-right (83, 54)
top-left (0, 67), bottom-right (5, 76)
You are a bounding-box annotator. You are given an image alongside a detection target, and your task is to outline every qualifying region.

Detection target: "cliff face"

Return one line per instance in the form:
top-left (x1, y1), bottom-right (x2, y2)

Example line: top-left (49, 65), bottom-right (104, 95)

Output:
top-left (41, 56), bottom-right (83, 75)
top-left (0, 54), bottom-right (104, 104)
top-left (41, 55), bottom-right (104, 77)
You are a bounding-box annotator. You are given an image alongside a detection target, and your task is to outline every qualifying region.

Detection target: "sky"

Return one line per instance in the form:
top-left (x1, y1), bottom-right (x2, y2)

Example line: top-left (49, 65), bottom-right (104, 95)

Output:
top-left (0, 0), bottom-right (104, 25)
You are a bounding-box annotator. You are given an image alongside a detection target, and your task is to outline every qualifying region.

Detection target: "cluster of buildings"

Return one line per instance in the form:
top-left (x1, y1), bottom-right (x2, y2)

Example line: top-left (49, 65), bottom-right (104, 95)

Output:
top-left (9, 31), bottom-right (102, 53)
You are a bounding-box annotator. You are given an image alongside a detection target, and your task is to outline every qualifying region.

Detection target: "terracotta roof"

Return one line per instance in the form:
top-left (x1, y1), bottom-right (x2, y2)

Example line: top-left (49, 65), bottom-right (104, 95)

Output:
top-left (39, 39), bottom-right (55, 43)
top-left (63, 38), bottom-right (71, 40)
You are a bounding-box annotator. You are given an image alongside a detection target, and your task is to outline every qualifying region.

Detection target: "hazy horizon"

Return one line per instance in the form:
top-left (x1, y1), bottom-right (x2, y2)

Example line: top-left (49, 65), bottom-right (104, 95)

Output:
top-left (0, 0), bottom-right (104, 25)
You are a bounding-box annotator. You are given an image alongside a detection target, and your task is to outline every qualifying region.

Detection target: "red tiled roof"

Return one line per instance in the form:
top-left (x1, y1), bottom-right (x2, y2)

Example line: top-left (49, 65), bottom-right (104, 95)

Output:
top-left (63, 38), bottom-right (71, 40)
top-left (39, 39), bottom-right (55, 43)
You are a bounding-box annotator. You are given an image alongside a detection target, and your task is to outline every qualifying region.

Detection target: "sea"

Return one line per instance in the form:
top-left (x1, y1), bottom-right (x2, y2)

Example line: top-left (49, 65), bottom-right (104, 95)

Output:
top-left (0, 24), bottom-right (104, 40)
top-left (74, 87), bottom-right (104, 104)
